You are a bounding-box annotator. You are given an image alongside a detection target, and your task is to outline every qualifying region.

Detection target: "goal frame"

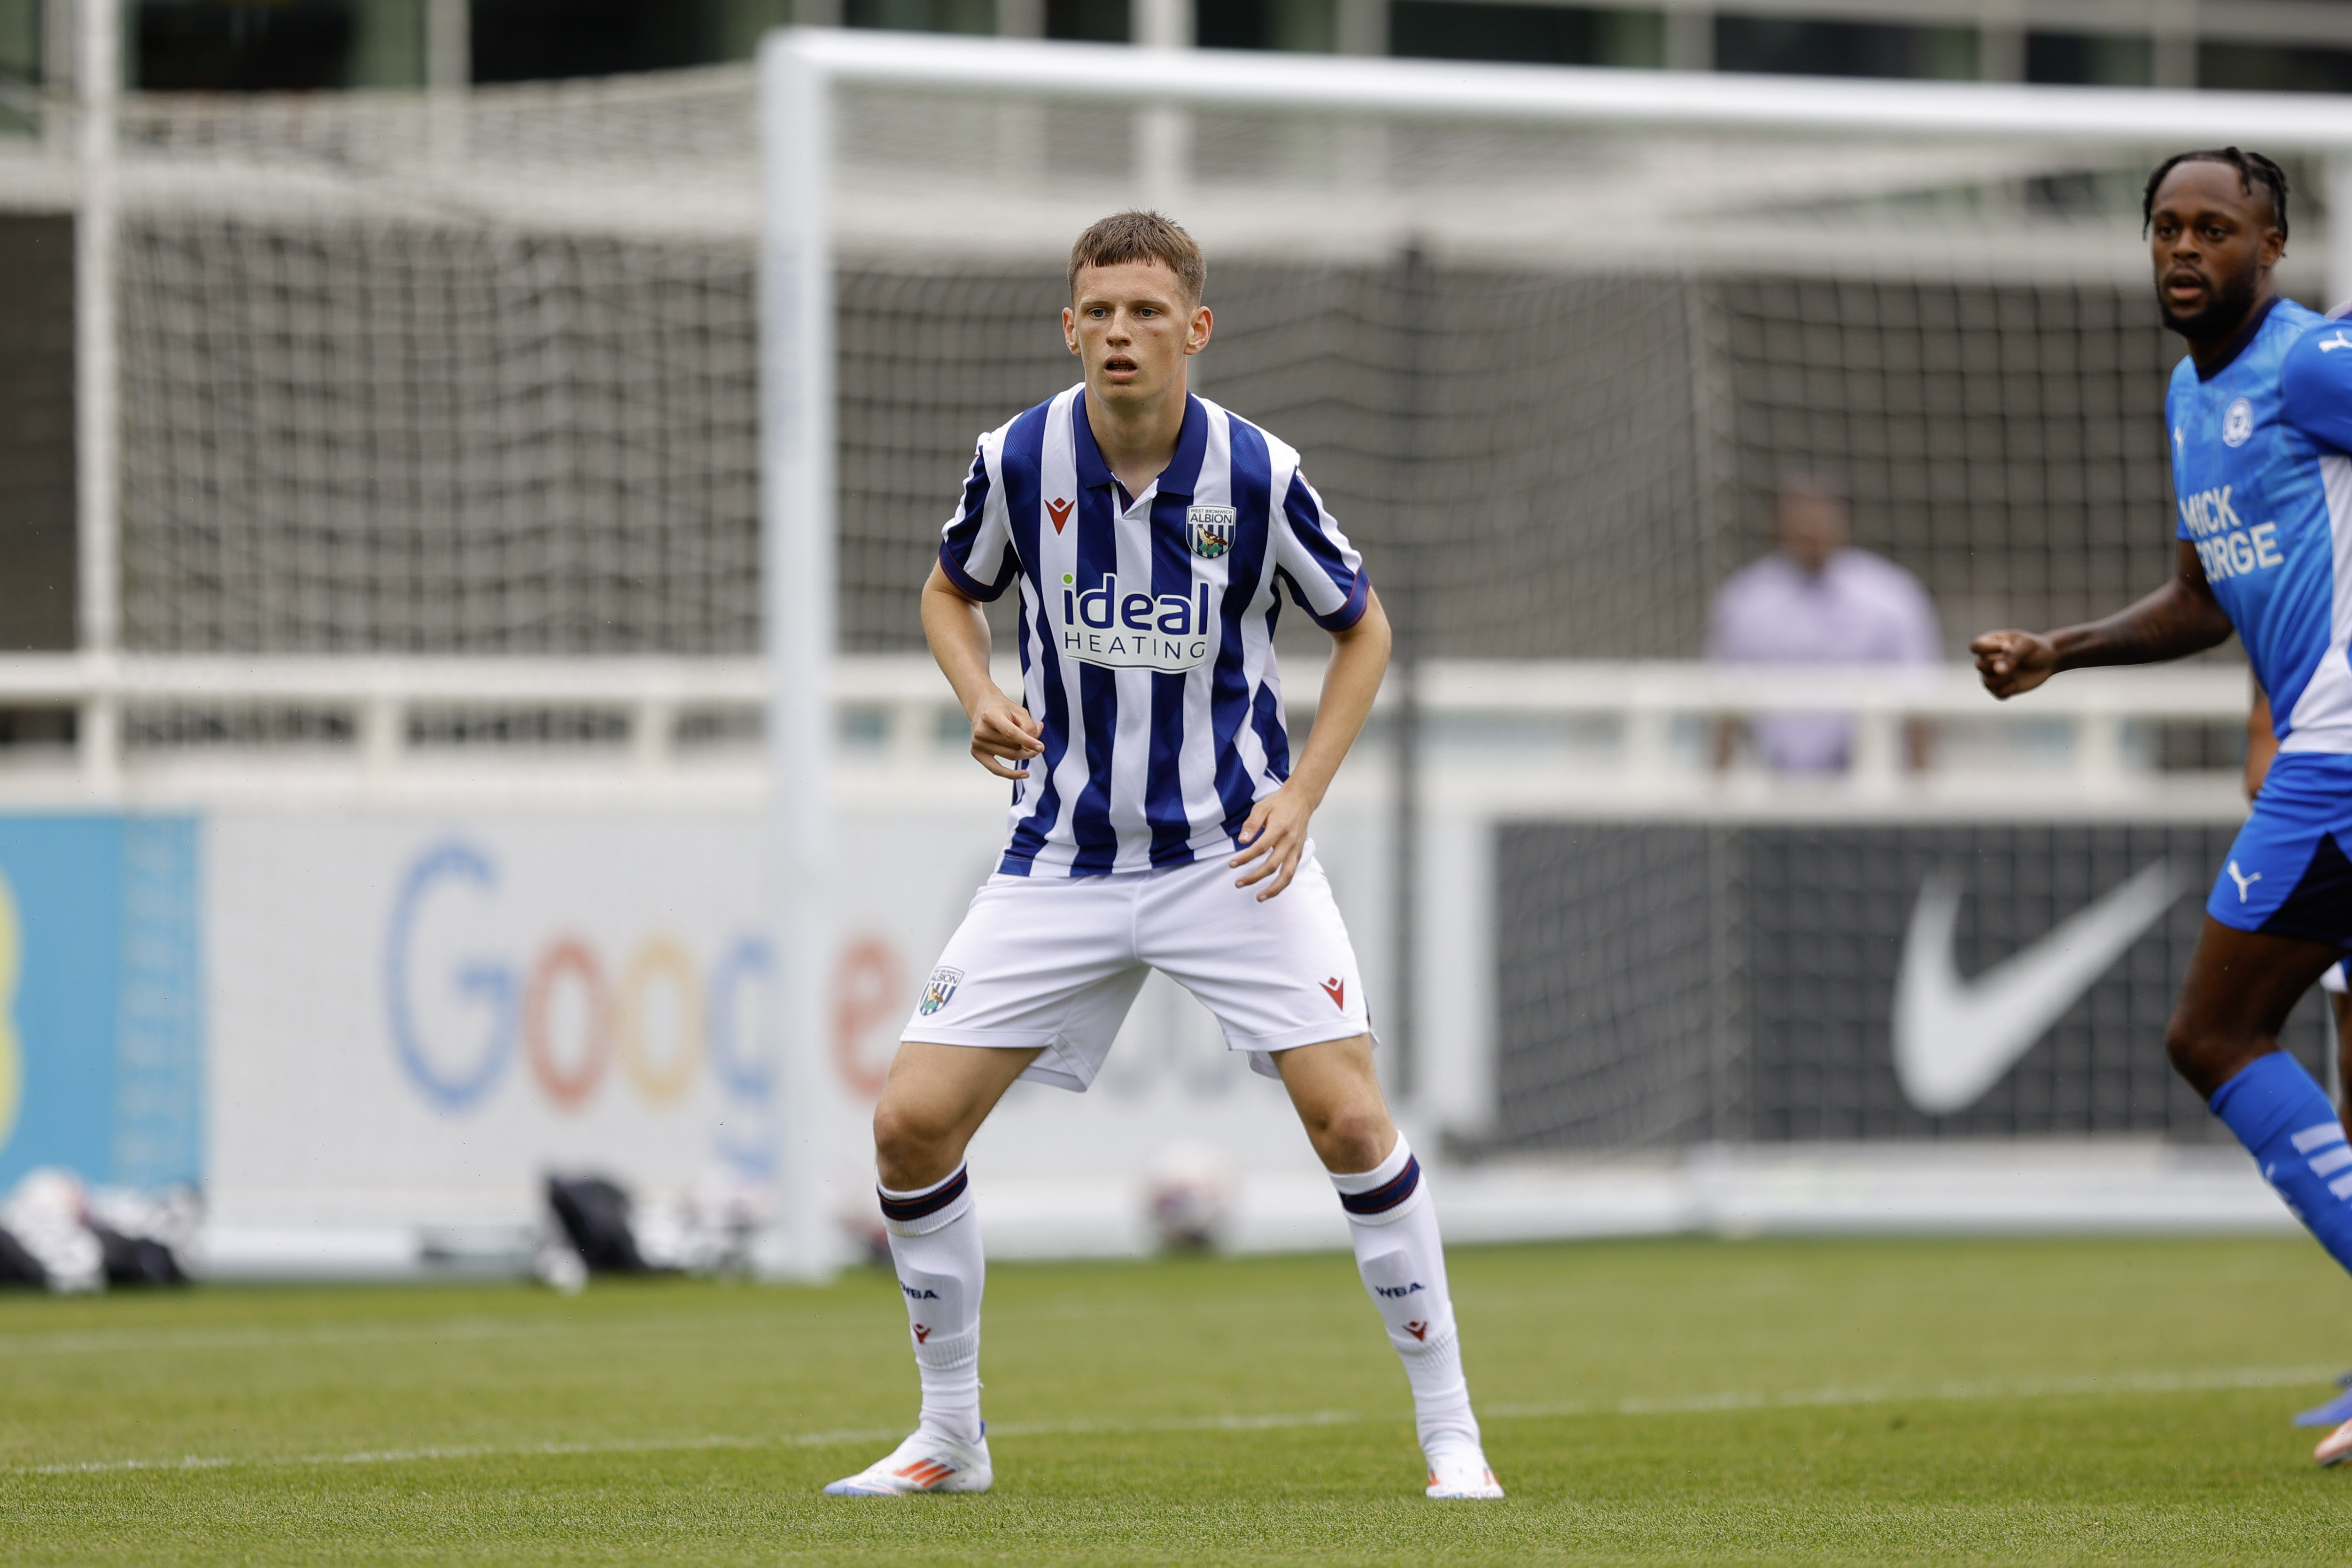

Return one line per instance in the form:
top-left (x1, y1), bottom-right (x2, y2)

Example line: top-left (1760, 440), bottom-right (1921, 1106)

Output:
top-left (755, 26), bottom-right (2352, 1280)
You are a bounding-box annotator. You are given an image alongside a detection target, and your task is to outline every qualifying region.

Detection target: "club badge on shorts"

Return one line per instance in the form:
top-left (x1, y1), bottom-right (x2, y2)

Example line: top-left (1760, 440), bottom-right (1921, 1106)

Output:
top-left (918, 966), bottom-right (964, 1016)
top-left (1186, 506), bottom-right (1236, 560)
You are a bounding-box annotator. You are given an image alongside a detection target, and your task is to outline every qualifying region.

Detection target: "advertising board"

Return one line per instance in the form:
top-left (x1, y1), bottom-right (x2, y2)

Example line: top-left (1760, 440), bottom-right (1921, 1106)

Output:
top-left (203, 802), bottom-right (1388, 1240)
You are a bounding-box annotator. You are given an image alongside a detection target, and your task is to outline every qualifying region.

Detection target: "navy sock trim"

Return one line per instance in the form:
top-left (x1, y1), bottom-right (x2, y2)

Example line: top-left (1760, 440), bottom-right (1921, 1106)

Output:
top-left (878, 1167), bottom-right (968, 1224)
top-left (1340, 1156), bottom-right (1420, 1216)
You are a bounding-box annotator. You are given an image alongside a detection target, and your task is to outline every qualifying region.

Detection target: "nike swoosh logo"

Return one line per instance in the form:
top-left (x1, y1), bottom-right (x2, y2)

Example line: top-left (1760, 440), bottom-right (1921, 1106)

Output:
top-left (1892, 860), bottom-right (2185, 1116)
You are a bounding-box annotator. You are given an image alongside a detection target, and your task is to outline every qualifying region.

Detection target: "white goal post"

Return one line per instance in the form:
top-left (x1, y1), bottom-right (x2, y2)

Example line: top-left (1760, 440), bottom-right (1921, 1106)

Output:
top-left (757, 27), bottom-right (2352, 1277)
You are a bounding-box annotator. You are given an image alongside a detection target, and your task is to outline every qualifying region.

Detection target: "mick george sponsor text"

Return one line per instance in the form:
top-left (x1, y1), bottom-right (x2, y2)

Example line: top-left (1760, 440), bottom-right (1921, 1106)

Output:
top-left (2179, 484), bottom-right (2284, 582)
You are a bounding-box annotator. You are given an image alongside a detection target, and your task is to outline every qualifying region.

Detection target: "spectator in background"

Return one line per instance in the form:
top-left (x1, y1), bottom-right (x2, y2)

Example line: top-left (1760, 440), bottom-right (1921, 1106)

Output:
top-left (1707, 474), bottom-right (1941, 772)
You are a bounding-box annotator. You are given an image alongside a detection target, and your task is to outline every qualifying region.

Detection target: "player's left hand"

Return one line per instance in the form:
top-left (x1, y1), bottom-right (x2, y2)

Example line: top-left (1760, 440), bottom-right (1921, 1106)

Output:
top-left (1230, 787), bottom-right (1314, 901)
top-left (1970, 629), bottom-right (2058, 699)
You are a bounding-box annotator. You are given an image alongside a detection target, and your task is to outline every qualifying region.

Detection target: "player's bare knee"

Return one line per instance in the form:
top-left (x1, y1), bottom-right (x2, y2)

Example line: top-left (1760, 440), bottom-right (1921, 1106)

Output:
top-left (2163, 1014), bottom-right (2259, 1097)
top-left (1307, 1105), bottom-right (1391, 1174)
top-left (2161, 1014), bottom-right (2211, 1079)
top-left (871, 1098), bottom-right (953, 1186)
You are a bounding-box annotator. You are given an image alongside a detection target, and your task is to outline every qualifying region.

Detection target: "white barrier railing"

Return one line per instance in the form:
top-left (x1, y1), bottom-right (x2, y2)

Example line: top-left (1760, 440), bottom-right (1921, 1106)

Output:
top-left (1402, 660), bottom-right (2254, 820)
top-left (0, 652), bottom-right (2255, 818)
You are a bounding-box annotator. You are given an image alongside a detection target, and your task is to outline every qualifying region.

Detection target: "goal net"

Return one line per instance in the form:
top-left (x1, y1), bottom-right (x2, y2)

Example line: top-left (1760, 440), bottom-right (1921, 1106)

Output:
top-left (106, 43), bottom-right (2328, 658)
top-left (113, 73), bottom-right (764, 653)
top-left (763, 31), bottom-right (2352, 1194)
top-left (29, 31), bottom-right (2352, 1267)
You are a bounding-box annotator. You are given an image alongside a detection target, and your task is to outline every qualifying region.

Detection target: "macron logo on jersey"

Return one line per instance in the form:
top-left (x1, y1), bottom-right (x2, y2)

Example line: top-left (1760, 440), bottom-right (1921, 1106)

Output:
top-left (2180, 485), bottom-right (2284, 582)
top-left (1059, 574), bottom-right (1214, 673)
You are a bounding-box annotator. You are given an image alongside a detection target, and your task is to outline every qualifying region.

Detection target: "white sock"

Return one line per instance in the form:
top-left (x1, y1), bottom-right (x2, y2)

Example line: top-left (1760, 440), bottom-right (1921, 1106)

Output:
top-left (878, 1164), bottom-right (985, 1446)
top-left (1330, 1133), bottom-right (1482, 1462)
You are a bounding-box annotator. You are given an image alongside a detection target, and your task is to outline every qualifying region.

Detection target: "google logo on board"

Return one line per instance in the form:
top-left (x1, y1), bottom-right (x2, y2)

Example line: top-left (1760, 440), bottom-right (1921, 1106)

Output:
top-left (384, 842), bottom-right (772, 1117)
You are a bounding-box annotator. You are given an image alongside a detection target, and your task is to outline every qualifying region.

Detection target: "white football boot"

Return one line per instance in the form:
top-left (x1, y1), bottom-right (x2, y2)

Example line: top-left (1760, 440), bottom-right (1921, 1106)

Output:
top-left (2316, 1416), bottom-right (2352, 1467)
top-left (1425, 1448), bottom-right (1506, 1499)
top-left (823, 1427), bottom-right (993, 1496)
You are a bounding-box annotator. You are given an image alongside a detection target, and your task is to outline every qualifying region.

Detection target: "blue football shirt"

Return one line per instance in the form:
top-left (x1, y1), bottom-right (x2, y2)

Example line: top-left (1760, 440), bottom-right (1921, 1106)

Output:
top-left (2167, 296), bottom-right (2352, 750)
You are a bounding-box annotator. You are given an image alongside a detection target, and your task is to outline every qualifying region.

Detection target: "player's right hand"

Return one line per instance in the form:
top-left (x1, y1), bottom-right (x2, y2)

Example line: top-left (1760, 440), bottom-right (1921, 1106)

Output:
top-left (968, 692), bottom-right (1044, 780)
top-left (1970, 630), bottom-right (2058, 699)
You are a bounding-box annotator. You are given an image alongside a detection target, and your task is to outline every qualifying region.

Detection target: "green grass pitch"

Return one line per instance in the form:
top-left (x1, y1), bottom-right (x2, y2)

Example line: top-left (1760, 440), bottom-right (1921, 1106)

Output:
top-left (8, 1234), bottom-right (2352, 1564)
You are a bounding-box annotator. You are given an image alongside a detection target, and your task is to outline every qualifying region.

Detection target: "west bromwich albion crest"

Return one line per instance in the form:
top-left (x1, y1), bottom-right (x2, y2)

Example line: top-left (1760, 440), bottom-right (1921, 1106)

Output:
top-left (1186, 505), bottom-right (1236, 560)
top-left (918, 966), bottom-right (963, 1017)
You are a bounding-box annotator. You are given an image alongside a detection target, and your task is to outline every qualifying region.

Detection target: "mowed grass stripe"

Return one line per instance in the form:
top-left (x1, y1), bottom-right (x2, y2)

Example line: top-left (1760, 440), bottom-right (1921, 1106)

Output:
top-left (20, 1361), bottom-right (2344, 1478)
top-left (10, 1237), bottom-right (2352, 1565)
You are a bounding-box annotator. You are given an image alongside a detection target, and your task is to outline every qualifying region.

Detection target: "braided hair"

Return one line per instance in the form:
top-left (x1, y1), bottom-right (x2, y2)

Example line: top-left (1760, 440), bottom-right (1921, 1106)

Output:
top-left (2142, 147), bottom-right (2290, 241)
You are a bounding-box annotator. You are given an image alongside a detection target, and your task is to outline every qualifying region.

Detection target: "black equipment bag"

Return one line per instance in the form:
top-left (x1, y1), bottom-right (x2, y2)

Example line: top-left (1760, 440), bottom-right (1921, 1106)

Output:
top-left (546, 1175), bottom-right (651, 1274)
top-left (93, 1224), bottom-right (187, 1287)
top-left (0, 1226), bottom-right (45, 1288)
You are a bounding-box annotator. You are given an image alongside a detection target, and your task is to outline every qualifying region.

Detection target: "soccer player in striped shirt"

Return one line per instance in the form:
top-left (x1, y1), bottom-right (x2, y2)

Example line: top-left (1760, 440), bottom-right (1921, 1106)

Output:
top-left (823, 211), bottom-right (1501, 1501)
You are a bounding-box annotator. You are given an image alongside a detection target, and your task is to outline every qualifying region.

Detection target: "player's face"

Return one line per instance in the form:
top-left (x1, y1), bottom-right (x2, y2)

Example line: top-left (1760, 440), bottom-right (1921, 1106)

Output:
top-left (1063, 261), bottom-right (1212, 407)
top-left (2148, 161), bottom-right (2283, 340)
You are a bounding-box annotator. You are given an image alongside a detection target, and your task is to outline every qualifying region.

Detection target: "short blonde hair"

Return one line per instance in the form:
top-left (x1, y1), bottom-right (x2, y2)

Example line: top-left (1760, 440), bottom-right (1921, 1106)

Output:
top-left (1067, 210), bottom-right (1206, 304)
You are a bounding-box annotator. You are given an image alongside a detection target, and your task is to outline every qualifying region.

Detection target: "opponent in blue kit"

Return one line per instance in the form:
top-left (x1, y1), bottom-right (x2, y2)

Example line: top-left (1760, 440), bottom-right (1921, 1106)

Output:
top-left (1975, 149), bottom-right (2352, 1465)
top-left (822, 212), bottom-right (1503, 1500)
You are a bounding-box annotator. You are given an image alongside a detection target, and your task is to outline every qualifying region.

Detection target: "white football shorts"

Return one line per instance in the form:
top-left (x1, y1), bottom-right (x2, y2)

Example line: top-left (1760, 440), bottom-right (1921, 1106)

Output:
top-left (900, 840), bottom-right (1372, 1091)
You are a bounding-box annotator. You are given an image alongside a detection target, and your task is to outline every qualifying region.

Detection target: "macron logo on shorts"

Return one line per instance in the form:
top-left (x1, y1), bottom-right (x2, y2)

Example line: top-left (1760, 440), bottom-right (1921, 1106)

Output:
top-left (1320, 977), bottom-right (1345, 1009)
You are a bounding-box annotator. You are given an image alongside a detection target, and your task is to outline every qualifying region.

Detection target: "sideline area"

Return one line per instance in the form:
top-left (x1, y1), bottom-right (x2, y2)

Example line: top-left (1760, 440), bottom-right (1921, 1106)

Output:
top-left (196, 1140), bottom-right (2296, 1280)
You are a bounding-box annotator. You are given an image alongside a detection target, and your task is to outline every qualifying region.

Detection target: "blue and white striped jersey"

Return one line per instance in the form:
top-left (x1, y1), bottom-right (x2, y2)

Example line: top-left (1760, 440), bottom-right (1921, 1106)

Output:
top-left (938, 385), bottom-right (1371, 877)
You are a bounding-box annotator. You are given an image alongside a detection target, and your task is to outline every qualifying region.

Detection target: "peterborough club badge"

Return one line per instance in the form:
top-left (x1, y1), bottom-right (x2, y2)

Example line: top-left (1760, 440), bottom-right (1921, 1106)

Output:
top-left (1186, 505), bottom-right (1236, 560)
top-left (918, 966), bottom-right (963, 1016)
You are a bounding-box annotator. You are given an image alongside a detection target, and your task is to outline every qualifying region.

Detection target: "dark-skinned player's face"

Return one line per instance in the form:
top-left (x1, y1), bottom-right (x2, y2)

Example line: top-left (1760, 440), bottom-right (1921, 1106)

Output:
top-left (2148, 159), bottom-right (2283, 340)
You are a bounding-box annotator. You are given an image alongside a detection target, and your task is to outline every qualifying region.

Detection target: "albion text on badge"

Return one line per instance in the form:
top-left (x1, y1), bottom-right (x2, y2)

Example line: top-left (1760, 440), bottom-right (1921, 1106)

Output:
top-left (1186, 505), bottom-right (1237, 560)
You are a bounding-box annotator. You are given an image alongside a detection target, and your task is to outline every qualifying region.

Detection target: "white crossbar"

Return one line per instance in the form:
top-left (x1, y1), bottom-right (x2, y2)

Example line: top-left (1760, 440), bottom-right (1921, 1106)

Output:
top-left (785, 27), bottom-right (2352, 149)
